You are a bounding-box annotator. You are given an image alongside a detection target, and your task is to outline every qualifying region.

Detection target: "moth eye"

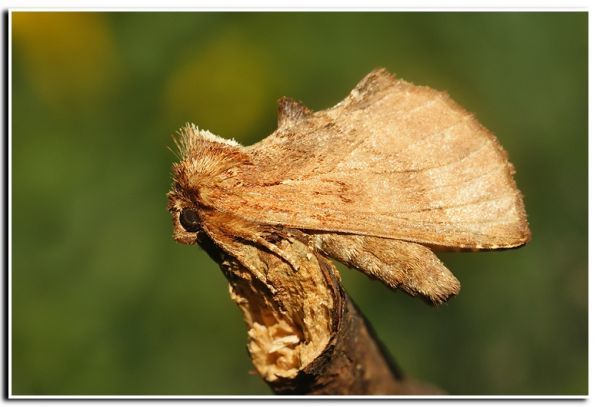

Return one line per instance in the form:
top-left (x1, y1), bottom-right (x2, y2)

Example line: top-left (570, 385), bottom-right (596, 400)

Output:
top-left (179, 208), bottom-right (202, 232)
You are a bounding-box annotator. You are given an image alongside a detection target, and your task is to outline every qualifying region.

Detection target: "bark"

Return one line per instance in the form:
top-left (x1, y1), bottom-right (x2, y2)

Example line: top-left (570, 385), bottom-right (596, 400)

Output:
top-left (210, 233), bottom-right (443, 396)
top-left (267, 257), bottom-right (443, 395)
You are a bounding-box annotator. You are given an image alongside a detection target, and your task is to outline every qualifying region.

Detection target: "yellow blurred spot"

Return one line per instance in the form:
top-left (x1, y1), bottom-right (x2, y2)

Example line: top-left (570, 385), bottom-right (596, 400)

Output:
top-left (164, 35), bottom-right (273, 142)
top-left (12, 12), bottom-right (117, 109)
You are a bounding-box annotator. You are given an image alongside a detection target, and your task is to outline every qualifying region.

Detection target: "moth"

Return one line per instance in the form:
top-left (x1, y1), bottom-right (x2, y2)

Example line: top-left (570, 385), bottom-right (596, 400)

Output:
top-left (167, 68), bottom-right (531, 305)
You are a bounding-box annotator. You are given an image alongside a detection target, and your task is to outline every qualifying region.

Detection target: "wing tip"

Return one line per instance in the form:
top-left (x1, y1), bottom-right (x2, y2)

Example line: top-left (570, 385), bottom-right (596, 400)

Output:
top-left (351, 67), bottom-right (397, 98)
top-left (277, 96), bottom-right (313, 128)
top-left (421, 281), bottom-right (462, 306)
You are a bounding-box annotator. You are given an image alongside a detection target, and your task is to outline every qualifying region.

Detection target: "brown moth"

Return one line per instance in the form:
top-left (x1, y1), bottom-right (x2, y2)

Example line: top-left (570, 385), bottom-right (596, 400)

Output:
top-left (167, 68), bottom-right (531, 306)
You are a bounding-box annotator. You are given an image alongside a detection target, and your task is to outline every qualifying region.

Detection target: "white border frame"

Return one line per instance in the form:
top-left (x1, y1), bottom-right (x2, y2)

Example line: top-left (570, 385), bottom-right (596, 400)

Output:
top-left (3, 2), bottom-right (593, 402)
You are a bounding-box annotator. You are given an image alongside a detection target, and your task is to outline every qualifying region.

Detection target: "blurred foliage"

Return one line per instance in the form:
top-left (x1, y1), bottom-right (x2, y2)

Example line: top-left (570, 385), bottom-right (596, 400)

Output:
top-left (11, 12), bottom-right (587, 395)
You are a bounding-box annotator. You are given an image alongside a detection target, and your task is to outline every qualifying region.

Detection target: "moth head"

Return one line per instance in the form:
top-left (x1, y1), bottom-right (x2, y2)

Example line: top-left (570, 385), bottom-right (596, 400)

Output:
top-left (179, 207), bottom-right (202, 233)
top-left (167, 189), bottom-right (202, 244)
top-left (167, 123), bottom-right (248, 245)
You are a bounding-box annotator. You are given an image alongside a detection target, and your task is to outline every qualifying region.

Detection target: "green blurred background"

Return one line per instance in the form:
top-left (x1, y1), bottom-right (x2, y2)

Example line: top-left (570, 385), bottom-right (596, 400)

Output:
top-left (11, 12), bottom-right (587, 395)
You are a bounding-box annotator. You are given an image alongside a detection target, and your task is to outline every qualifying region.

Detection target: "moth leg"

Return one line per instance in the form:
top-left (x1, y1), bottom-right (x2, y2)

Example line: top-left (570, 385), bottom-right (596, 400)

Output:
top-left (250, 235), bottom-right (302, 272)
top-left (227, 224), bottom-right (302, 271)
top-left (202, 211), bottom-right (302, 272)
top-left (199, 226), bottom-right (274, 290)
top-left (313, 233), bottom-right (460, 305)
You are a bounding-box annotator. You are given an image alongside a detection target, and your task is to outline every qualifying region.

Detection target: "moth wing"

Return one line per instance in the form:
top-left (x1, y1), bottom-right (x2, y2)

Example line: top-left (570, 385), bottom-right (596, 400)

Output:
top-left (214, 68), bottom-right (530, 250)
top-left (315, 233), bottom-right (460, 304)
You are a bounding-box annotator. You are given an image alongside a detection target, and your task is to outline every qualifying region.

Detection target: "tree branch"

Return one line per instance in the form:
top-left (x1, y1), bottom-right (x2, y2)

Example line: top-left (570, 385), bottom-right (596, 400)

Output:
top-left (207, 235), bottom-right (443, 395)
top-left (269, 257), bottom-right (443, 395)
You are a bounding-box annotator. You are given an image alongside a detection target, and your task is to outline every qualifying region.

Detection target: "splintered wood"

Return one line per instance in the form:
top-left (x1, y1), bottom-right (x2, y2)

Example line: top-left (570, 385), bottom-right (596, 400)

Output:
top-left (224, 237), bottom-right (334, 381)
top-left (167, 68), bottom-right (530, 393)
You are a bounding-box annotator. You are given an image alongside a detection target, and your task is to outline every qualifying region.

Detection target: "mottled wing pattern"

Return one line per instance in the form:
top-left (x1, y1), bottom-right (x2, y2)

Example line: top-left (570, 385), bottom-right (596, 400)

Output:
top-left (313, 233), bottom-right (461, 304)
top-left (211, 68), bottom-right (530, 250)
